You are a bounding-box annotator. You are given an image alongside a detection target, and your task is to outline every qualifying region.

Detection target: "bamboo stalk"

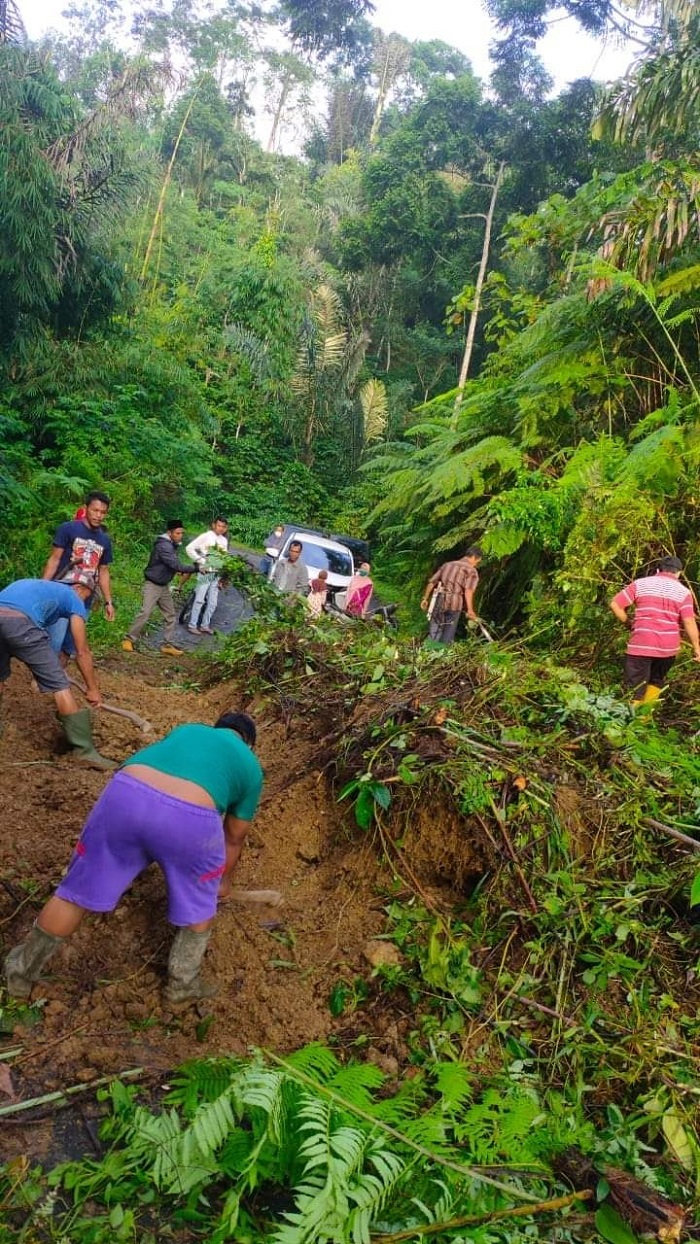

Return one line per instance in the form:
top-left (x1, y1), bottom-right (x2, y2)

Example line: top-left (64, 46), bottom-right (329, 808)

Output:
top-left (140, 88), bottom-right (200, 284)
top-left (0, 1048), bottom-right (23, 1062)
top-left (0, 1067), bottom-right (144, 1117)
top-left (263, 1049), bottom-right (542, 1202)
top-left (371, 1189), bottom-right (594, 1242)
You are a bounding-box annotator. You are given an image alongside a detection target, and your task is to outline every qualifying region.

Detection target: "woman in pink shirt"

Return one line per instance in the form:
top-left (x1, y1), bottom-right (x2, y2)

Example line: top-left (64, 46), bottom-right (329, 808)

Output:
top-left (345, 563), bottom-right (374, 617)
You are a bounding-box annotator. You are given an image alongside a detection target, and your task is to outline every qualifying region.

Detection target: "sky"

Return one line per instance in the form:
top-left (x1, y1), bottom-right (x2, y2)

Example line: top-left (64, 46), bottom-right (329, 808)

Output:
top-left (20, 0), bottom-right (638, 90)
top-left (372, 0), bottom-right (638, 90)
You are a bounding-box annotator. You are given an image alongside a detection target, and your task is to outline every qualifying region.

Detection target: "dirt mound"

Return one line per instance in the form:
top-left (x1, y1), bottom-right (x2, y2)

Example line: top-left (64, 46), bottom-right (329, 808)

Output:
top-left (0, 654), bottom-right (399, 1161)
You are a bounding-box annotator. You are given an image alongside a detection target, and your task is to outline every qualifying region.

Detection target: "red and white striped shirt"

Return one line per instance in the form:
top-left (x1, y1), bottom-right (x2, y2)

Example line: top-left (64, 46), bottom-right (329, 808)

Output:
top-left (613, 572), bottom-right (695, 657)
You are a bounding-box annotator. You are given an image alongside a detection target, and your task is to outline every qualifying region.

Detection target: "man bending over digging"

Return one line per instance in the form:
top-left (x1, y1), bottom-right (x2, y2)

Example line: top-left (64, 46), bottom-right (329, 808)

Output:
top-left (4, 711), bottom-right (263, 1004)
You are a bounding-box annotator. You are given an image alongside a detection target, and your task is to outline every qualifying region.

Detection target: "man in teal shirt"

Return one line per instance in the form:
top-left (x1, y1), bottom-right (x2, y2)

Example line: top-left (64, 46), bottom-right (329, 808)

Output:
top-left (4, 711), bottom-right (263, 1004)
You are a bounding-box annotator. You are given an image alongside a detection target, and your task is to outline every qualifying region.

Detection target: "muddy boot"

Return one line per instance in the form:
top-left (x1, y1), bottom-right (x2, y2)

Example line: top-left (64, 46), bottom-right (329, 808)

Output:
top-left (4, 925), bottom-right (65, 998)
top-left (59, 708), bottom-right (116, 771)
top-left (164, 928), bottom-right (217, 1005)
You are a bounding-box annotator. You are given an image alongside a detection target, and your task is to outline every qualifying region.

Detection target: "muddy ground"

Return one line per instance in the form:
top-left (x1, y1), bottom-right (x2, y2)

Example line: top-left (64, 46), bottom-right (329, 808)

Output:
top-left (0, 650), bottom-right (406, 1163)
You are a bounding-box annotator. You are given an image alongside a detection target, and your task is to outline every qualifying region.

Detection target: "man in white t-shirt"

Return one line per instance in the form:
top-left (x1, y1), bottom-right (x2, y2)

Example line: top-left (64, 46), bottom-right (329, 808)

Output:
top-left (185, 517), bottom-right (229, 634)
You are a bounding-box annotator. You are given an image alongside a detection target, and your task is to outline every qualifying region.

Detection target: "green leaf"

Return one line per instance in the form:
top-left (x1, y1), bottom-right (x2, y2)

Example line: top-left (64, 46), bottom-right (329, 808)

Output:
top-left (355, 787), bottom-right (374, 831)
top-left (372, 783), bottom-right (392, 811)
top-left (109, 1205), bottom-right (125, 1228)
top-left (329, 983), bottom-right (349, 1017)
top-left (690, 872), bottom-right (700, 907)
top-left (662, 1111), bottom-right (695, 1171)
top-left (594, 1204), bottom-right (640, 1244)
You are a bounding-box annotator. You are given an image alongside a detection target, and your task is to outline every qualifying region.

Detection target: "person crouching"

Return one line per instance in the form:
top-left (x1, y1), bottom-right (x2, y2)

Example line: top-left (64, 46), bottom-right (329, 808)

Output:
top-left (4, 711), bottom-right (263, 1004)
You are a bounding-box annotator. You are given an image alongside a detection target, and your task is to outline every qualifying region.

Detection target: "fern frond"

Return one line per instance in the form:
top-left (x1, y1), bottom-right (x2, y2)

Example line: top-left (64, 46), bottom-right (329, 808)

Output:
top-left (166, 1057), bottom-right (240, 1114)
top-left (328, 1063), bottom-right (386, 1110)
top-left (431, 1061), bottom-right (473, 1112)
top-left (285, 1043), bottom-right (341, 1081)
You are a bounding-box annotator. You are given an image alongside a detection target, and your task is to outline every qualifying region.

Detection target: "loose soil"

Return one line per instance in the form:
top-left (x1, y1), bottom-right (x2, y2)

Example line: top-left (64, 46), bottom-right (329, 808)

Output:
top-left (0, 651), bottom-right (403, 1163)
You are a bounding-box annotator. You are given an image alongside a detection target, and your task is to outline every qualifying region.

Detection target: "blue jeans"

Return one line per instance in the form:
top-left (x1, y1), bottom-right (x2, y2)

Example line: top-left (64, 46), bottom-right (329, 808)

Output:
top-left (191, 575), bottom-right (219, 629)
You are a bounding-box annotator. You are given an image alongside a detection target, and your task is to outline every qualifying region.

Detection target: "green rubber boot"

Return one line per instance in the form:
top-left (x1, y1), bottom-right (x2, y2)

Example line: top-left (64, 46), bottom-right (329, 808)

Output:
top-left (59, 708), bottom-right (116, 771)
top-left (4, 924), bottom-right (65, 998)
top-left (164, 928), bottom-right (217, 1005)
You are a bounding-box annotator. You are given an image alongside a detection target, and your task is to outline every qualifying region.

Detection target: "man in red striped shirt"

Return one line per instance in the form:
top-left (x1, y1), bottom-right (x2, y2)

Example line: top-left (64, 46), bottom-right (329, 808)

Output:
top-left (609, 556), bottom-right (700, 705)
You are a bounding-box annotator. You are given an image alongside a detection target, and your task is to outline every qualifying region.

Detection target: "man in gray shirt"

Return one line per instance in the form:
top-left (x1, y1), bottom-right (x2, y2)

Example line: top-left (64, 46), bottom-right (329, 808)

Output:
top-left (272, 541), bottom-right (309, 595)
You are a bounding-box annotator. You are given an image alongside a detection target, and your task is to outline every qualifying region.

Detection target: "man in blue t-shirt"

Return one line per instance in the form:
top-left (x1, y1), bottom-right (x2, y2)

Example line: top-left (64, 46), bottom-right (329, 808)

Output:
top-left (0, 577), bottom-right (113, 769)
top-left (42, 492), bottom-right (115, 655)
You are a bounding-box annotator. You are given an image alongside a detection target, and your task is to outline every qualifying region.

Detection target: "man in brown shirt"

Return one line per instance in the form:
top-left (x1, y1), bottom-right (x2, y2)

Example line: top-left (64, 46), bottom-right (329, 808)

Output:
top-left (420, 546), bottom-right (483, 645)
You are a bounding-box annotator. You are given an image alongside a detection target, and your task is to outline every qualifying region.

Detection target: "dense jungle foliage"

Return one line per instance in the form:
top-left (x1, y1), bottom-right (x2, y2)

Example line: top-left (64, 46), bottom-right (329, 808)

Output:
top-left (4, 0), bottom-right (700, 1241)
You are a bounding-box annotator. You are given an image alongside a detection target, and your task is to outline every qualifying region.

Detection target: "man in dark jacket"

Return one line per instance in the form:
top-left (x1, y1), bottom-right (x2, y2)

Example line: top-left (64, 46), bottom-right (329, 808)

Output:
top-left (122, 521), bottom-right (196, 656)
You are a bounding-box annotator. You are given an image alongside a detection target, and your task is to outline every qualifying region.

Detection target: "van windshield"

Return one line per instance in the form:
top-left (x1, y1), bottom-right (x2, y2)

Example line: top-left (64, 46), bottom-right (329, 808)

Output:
top-left (299, 541), bottom-right (352, 577)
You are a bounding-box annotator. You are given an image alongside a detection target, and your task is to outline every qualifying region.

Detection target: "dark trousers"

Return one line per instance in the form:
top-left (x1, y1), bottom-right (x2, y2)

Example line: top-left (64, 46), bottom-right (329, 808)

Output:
top-left (624, 654), bottom-right (675, 700)
top-left (429, 608), bottom-right (461, 645)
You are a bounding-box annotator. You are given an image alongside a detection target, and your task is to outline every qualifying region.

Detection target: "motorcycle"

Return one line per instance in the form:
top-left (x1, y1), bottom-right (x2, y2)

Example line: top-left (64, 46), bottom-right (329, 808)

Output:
top-left (324, 586), bottom-right (399, 630)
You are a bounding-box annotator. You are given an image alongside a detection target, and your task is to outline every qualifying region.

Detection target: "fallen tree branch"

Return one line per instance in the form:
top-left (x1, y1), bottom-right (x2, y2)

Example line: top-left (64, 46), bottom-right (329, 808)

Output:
top-left (644, 817), bottom-right (700, 851)
top-left (0, 1067), bottom-right (144, 1117)
top-left (68, 678), bottom-right (153, 732)
top-left (479, 806), bottom-right (538, 913)
top-left (371, 1189), bottom-right (594, 1242)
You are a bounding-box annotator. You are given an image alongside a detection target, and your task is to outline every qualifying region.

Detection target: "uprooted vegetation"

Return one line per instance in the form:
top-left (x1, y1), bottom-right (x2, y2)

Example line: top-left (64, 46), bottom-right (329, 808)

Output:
top-left (3, 609), bottom-right (700, 1243)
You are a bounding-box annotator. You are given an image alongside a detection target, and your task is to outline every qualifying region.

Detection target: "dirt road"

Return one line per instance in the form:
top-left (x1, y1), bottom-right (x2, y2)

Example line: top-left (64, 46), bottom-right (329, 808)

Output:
top-left (0, 650), bottom-right (400, 1160)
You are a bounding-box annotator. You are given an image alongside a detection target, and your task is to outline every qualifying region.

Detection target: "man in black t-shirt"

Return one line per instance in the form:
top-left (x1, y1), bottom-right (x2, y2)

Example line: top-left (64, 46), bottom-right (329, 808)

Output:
top-left (42, 491), bottom-right (115, 655)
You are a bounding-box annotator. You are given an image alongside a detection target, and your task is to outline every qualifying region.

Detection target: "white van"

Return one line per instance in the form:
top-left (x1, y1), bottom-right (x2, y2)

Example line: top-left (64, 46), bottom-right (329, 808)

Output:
top-left (270, 531), bottom-right (354, 590)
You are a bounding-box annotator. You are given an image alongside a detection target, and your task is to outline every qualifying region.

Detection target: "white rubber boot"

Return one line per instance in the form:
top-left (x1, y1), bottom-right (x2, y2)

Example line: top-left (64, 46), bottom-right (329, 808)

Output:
top-left (164, 928), bottom-right (217, 1004)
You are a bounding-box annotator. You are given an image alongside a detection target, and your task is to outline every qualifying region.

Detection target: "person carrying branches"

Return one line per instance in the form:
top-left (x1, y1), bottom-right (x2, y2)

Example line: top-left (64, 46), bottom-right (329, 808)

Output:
top-left (122, 519), bottom-right (197, 657)
top-left (186, 517), bottom-right (229, 635)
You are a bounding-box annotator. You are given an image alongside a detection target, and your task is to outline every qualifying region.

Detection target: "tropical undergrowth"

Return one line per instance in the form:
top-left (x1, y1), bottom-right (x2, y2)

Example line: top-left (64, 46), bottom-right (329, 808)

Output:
top-left (5, 607), bottom-right (700, 1241)
top-left (2, 1041), bottom-right (688, 1244)
top-left (213, 607), bottom-right (700, 1199)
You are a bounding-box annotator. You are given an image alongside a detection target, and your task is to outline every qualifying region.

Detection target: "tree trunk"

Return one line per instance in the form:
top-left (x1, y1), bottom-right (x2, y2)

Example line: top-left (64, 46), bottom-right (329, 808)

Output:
top-left (369, 49), bottom-right (393, 148)
top-left (302, 398), bottom-right (316, 467)
top-left (267, 68), bottom-right (293, 153)
top-left (452, 161), bottom-right (506, 425)
top-left (140, 89), bottom-right (200, 285)
top-left (369, 36), bottom-right (410, 148)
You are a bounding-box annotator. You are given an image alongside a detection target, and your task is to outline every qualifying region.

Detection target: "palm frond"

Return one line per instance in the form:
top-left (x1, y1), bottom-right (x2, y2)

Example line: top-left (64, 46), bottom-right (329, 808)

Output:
top-left (0, 0), bottom-right (26, 44)
top-left (359, 378), bottom-right (388, 443)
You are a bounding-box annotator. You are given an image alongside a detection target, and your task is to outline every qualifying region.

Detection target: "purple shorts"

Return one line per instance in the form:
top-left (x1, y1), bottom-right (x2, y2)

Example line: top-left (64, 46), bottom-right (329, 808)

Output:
top-left (56, 771), bottom-right (225, 926)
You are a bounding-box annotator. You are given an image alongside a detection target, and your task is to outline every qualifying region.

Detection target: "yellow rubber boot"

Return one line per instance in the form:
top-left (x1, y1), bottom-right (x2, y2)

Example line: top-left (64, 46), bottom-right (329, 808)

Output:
top-left (641, 684), bottom-right (661, 704)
